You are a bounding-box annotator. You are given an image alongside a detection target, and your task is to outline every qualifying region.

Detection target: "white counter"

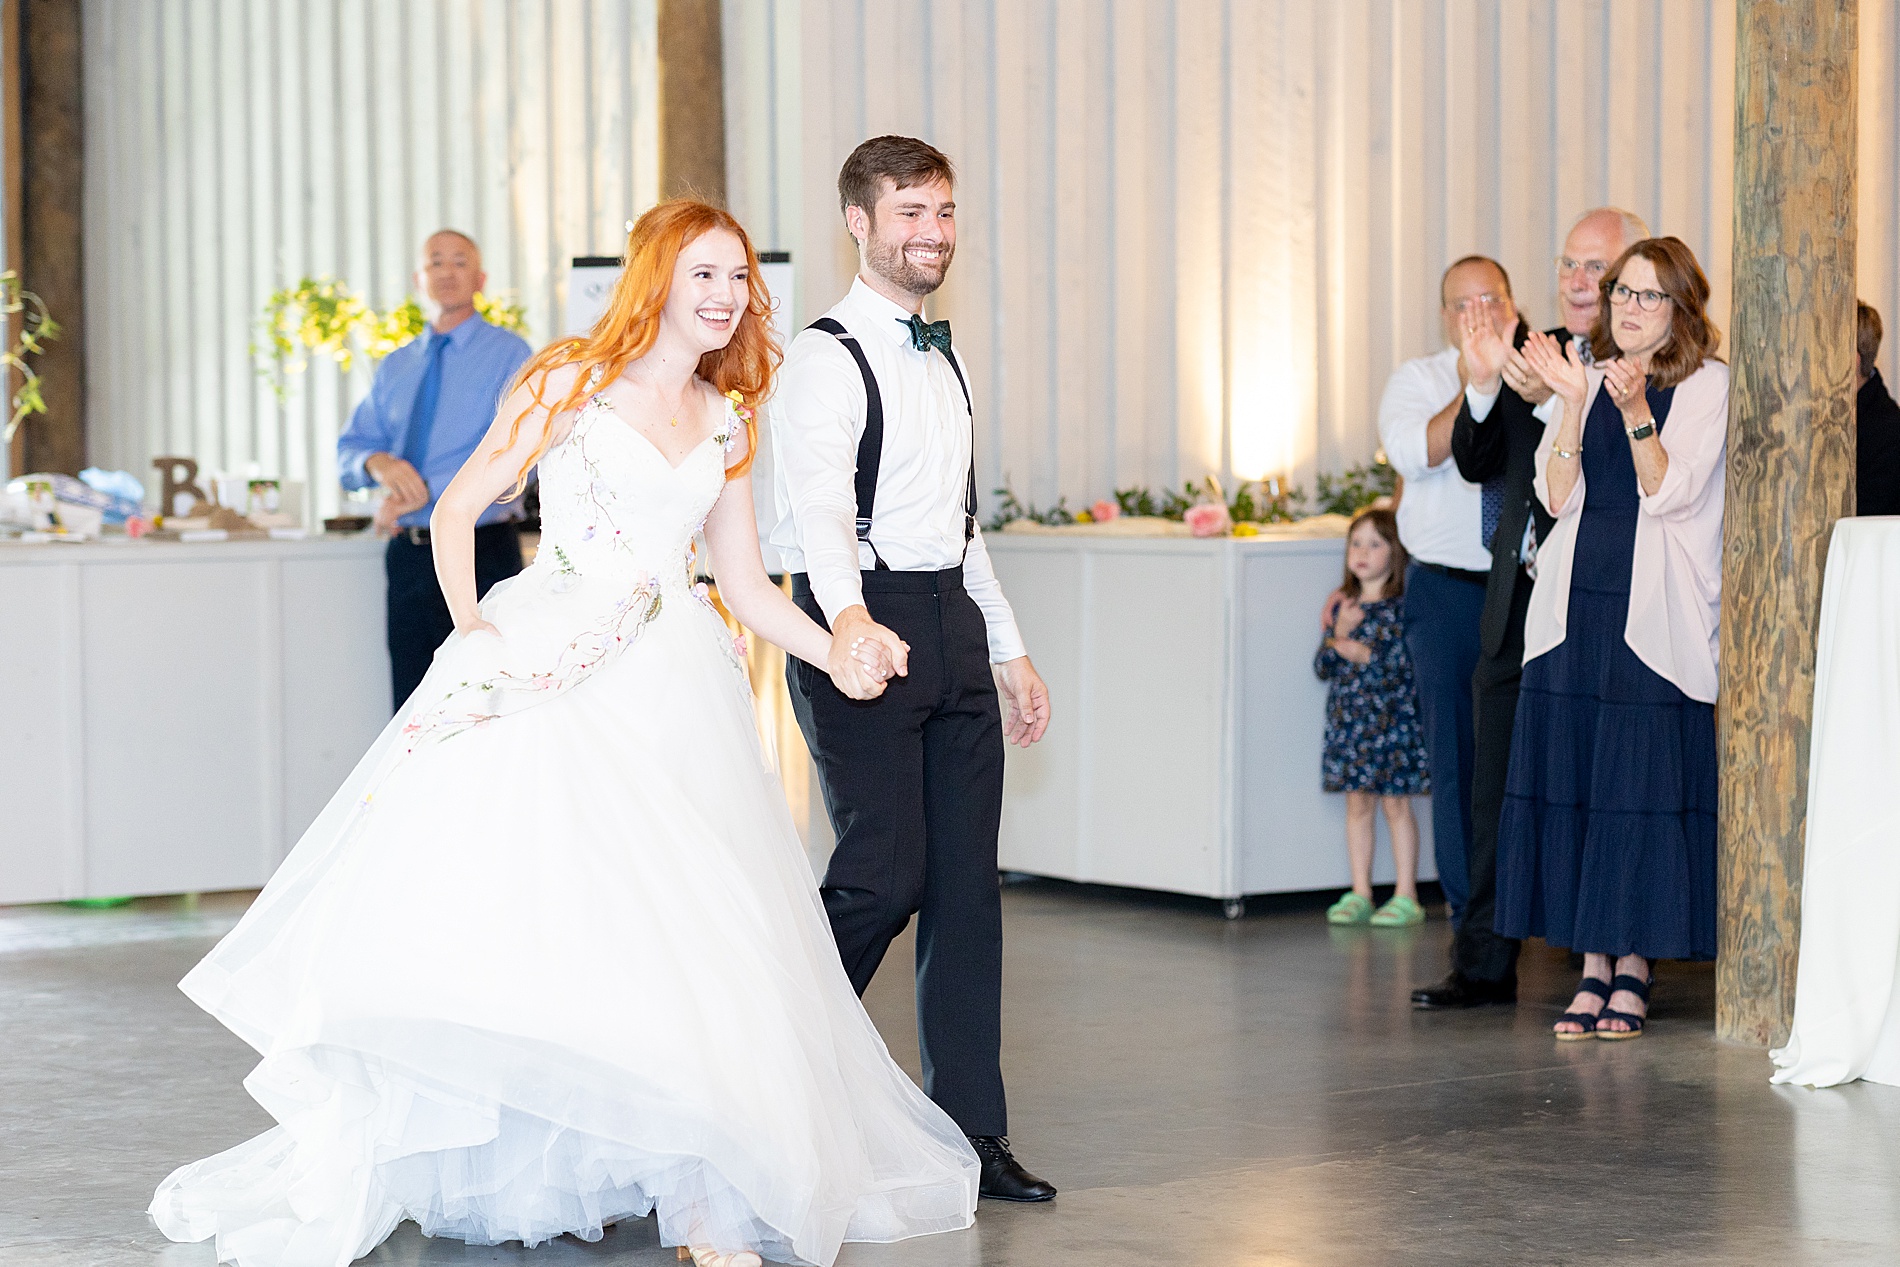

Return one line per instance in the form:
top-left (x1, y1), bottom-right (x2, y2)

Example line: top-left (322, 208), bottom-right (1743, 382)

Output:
top-left (1, 535), bottom-right (389, 903)
top-left (985, 532), bottom-right (1437, 914)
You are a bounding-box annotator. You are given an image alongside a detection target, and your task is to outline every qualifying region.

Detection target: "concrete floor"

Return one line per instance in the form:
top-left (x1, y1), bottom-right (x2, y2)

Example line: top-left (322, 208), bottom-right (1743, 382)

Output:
top-left (4, 882), bottom-right (1898, 1267)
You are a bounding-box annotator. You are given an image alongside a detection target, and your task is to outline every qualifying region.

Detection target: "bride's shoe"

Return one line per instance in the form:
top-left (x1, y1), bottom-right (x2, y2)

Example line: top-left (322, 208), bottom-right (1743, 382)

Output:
top-left (678, 1245), bottom-right (763, 1267)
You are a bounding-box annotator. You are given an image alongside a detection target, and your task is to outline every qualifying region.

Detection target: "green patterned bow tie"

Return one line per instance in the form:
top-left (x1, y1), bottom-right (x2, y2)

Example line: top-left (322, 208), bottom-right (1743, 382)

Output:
top-left (902, 313), bottom-right (953, 354)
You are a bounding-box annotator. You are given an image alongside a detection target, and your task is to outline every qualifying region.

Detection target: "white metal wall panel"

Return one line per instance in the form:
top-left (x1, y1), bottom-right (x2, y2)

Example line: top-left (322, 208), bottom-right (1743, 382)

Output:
top-left (723, 0), bottom-right (1900, 515)
top-left (82, 0), bottom-right (660, 522)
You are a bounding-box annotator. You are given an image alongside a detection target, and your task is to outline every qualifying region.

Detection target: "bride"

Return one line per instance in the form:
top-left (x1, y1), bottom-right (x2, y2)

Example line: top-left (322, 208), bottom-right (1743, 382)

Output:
top-left (148, 200), bottom-right (981, 1267)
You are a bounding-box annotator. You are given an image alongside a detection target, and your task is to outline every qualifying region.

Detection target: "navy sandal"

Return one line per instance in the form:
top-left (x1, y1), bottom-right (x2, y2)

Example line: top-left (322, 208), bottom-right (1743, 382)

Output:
top-left (1595, 973), bottom-right (1652, 1041)
top-left (1555, 976), bottom-right (1613, 1041)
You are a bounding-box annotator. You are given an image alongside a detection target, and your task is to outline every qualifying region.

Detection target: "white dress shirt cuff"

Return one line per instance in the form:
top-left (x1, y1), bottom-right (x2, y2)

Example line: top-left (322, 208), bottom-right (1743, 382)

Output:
top-left (1464, 383), bottom-right (1501, 423)
top-left (811, 562), bottom-right (868, 628)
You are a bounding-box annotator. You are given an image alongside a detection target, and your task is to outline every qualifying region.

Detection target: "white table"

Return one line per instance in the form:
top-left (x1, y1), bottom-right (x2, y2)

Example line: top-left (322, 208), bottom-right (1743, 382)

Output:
top-left (1772, 517), bottom-right (1900, 1087)
top-left (985, 531), bottom-right (1437, 916)
top-left (0, 535), bottom-right (389, 904)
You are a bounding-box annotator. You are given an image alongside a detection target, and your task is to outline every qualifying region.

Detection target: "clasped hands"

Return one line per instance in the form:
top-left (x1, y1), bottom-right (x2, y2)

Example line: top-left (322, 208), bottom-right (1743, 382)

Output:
top-left (828, 607), bottom-right (911, 701)
top-left (366, 452), bottom-right (431, 536)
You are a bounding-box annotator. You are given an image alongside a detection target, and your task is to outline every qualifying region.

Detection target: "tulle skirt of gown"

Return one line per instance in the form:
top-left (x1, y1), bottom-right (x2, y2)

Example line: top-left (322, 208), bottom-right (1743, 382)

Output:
top-left (147, 570), bottom-right (979, 1267)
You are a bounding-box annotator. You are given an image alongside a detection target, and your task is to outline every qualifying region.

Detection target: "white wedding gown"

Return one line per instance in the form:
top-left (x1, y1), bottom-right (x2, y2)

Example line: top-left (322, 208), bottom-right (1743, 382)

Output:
top-left (149, 386), bottom-right (979, 1267)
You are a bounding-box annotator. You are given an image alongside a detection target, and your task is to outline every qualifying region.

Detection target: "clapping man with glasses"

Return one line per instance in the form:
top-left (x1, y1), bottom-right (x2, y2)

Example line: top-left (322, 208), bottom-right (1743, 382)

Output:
top-left (1412, 208), bottom-right (1648, 1011)
top-left (1365, 255), bottom-right (1522, 930)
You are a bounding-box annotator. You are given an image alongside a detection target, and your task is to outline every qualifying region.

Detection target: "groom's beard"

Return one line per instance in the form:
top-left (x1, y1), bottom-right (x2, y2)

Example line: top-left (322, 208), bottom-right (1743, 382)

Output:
top-left (866, 225), bottom-right (953, 297)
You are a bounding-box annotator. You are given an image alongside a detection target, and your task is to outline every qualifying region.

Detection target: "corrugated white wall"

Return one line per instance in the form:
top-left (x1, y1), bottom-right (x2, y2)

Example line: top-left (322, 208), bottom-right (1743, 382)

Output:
top-left (81, 0), bottom-right (660, 521)
top-left (77, 1), bottom-right (1900, 521)
top-left (724, 0), bottom-right (1899, 515)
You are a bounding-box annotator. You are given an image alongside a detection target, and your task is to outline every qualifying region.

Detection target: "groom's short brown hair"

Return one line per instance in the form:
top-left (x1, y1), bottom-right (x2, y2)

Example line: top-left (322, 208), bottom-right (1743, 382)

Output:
top-left (838, 136), bottom-right (956, 220)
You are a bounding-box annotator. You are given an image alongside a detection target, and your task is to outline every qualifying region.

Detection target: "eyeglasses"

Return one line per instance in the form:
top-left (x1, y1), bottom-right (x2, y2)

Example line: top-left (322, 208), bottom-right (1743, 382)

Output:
top-left (1608, 283), bottom-right (1671, 312)
top-left (1446, 293), bottom-right (1506, 316)
top-left (1557, 256), bottom-right (1612, 278)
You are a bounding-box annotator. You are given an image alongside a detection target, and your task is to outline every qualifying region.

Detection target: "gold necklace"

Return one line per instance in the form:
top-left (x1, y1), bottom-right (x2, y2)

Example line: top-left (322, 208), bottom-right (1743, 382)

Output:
top-left (635, 365), bottom-right (692, 427)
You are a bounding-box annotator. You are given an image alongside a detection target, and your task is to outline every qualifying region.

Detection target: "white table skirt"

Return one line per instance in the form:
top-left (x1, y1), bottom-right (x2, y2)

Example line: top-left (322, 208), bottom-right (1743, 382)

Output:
top-left (985, 532), bottom-right (1436, 909)
top-left (0, 535), bottom-right (389, 904)
top-left (1771, 517), bottom-right (1900, 1086)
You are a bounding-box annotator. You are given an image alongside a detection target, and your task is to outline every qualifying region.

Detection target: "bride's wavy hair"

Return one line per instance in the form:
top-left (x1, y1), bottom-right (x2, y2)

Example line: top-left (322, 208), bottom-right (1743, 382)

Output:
top-left (499, 199), bottom-right (781, 496)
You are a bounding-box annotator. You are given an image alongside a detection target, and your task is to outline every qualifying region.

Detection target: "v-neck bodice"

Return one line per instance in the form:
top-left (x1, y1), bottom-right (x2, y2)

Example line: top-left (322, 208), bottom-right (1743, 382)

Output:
top-left (530, 387), bottom-right (738, 592)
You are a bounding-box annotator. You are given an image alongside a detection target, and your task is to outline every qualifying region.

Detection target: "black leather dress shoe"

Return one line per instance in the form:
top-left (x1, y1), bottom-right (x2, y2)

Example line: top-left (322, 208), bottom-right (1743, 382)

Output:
top-left (968, 1136), bottom-right (1057, 1202)
top-left (1411, 972), bottom-right (1517, 1009)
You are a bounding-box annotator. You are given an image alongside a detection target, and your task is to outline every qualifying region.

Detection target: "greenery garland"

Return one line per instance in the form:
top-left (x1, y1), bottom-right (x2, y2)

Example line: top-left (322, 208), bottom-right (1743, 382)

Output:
top-left (256, 277), bottom-right (528, 399)
top-left (987, 458), bottom-right (1396, 531)
top-left (0, 270), bottom-right (60, 444)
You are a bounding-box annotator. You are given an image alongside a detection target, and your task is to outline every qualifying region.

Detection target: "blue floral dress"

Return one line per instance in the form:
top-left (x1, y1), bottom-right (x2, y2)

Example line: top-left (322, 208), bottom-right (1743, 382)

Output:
top-left (1314, 598), bottom-right (1431, 795)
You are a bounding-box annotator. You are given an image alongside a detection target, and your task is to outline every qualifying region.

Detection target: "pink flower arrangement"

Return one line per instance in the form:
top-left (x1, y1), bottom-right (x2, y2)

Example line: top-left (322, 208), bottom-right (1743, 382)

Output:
top-left (1090, 499), bottom-right (1120, 522)
top-left (1184, 502), bottom-right (1233, 538)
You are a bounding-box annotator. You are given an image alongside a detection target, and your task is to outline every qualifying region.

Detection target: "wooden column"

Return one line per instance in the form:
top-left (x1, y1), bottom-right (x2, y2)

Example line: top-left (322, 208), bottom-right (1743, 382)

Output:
top-left (657, 0), bottom-right (726, 206)
top-left (1718, 0), bottom-right (1858, 1047)
top-left (15, 0), bottom-right (81, 476)
top-left (2, 0), bottom-right (24, 479)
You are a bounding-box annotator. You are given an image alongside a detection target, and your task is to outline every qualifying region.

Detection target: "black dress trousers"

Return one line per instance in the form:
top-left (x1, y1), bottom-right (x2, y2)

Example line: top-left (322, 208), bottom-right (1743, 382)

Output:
top-left (383, 522), bottom-right (523, 712)
top-left (786, 567), bottom-right (1008, 1139)
top-left (1455, 574), bottom-right (1533, 984)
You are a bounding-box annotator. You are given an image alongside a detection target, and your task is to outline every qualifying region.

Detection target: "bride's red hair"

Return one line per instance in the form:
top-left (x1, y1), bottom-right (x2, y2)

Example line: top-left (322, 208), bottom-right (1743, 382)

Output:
top-left (499, 199), bottom-right (780, 494)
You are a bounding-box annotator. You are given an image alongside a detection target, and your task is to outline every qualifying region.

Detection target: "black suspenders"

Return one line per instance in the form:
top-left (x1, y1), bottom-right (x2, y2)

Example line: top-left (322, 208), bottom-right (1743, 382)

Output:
top-left (808, 317), bottom-right (978, 572)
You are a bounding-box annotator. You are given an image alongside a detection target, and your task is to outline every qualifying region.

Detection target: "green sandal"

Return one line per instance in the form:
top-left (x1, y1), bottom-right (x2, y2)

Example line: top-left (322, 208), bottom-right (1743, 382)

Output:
top-left (1370, 894), bottom-right (1426, 927)
top-left (1326, 891), bottom-right (1374, 925)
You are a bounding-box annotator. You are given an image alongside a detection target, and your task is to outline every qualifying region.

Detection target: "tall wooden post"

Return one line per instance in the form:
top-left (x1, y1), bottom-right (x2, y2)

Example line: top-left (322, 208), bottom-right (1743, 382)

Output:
top-left (2, 0), bottom-right (24, 481)
top-left (658, 0), bottom-right (726, 206)
top-left (16, 0), bottom-right (82, 476)
top-left (1719, 0), bottom-right (1858, 1047)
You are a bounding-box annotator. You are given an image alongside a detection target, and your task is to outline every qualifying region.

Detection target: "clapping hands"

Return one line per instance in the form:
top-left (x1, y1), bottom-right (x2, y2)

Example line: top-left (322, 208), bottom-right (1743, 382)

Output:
top-left (1459, 312), bottom-right (1513, 395)
top-left (1601, 357), bottom-right (1649, 419)
top-left (1520, 329), bottom-right (1589, 407)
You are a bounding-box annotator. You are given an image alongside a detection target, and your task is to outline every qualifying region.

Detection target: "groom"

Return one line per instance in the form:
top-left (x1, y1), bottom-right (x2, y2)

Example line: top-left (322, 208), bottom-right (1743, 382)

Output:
top-left (772, 135), bottom-right (1056, 1202)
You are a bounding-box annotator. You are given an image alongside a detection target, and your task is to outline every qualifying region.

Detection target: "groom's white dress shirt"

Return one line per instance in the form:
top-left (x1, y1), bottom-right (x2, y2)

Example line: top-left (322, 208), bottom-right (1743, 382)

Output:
top-left (770, 277), bottom-right (1027, 664)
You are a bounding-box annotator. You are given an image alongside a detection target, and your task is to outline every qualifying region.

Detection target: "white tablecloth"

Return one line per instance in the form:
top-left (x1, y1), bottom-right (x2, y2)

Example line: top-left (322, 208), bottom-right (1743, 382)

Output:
top-left (1771, 517), bottom-right (1900, 1087)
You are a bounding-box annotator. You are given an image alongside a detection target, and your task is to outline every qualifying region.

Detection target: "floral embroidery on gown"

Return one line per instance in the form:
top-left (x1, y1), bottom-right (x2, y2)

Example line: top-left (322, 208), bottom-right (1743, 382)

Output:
top-left (148, 385), bottom-right (979, 1267)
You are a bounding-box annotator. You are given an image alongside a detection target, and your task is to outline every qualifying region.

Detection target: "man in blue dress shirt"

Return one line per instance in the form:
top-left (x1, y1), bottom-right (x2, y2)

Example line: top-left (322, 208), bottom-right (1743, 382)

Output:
top-left (337, 230), bottom-right (533, 710)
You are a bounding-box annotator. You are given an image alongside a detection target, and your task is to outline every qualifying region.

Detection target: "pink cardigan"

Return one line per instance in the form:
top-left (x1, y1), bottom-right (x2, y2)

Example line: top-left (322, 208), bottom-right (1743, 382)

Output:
top-left (1526, 360), bottom-right (1729, 703)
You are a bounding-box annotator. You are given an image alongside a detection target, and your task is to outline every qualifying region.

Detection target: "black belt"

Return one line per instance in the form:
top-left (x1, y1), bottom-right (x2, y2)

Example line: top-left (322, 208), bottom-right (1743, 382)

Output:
top-left (397, 521), bottom-right (520, 546)
top-left (1417, 559), bottom-right (1489, 586)
top-left (790, 566), bottom-right (964, 599)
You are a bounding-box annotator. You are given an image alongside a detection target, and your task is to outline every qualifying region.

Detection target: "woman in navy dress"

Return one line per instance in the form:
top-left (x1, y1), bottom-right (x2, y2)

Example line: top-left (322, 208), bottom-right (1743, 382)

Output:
top-left (1501, 237), bottom-right (1729, 1040)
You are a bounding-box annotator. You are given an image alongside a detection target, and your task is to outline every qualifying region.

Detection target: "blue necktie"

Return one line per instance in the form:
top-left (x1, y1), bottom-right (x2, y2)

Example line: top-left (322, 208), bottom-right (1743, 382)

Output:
top-left (402, 333), bottom-right (448, 471)
top-left (1481, 476), bottom-right (1504, 552)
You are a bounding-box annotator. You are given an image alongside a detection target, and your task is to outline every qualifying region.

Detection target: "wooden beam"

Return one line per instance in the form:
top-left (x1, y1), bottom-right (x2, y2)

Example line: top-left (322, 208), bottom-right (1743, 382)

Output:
top-left (2, 0), bottom-right (23, 480)
top-left (16, 0), bottom-right (81, 476)
top-left (1718, 0), bottom-right (1858, 1047)
top-left (657, 0), bottom-right (726, 206)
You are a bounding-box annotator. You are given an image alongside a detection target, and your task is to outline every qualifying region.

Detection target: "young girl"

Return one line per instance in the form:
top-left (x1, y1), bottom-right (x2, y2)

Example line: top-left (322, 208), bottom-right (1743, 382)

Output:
top-left (1314, 508), bottom-right (1431, 927)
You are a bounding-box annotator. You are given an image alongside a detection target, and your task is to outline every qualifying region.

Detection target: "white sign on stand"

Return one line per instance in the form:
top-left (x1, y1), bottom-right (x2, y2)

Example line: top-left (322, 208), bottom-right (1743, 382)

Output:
top-left (566, 256), bottom-right (624, 336)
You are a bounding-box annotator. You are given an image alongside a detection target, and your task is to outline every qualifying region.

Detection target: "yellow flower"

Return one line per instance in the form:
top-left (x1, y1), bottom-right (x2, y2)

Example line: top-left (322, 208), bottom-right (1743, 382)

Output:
top-left (1075, 509), bottom-right (1093, 523)
top-left (1232, 522), bottom-right (1260, 537)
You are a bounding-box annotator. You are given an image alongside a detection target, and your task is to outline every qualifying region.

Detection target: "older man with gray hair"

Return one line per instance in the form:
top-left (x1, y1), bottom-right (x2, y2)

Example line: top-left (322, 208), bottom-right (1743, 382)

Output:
top-left (1413, 206), bottom-right (1650, 1010)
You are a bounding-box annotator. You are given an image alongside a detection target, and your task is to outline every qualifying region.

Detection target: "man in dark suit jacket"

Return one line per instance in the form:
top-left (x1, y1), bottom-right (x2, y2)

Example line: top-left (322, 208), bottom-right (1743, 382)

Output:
top-left (1412, 207), bottom-right (1646, 1009)
top-left (1856, 301), bottom-right (1900, 517)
